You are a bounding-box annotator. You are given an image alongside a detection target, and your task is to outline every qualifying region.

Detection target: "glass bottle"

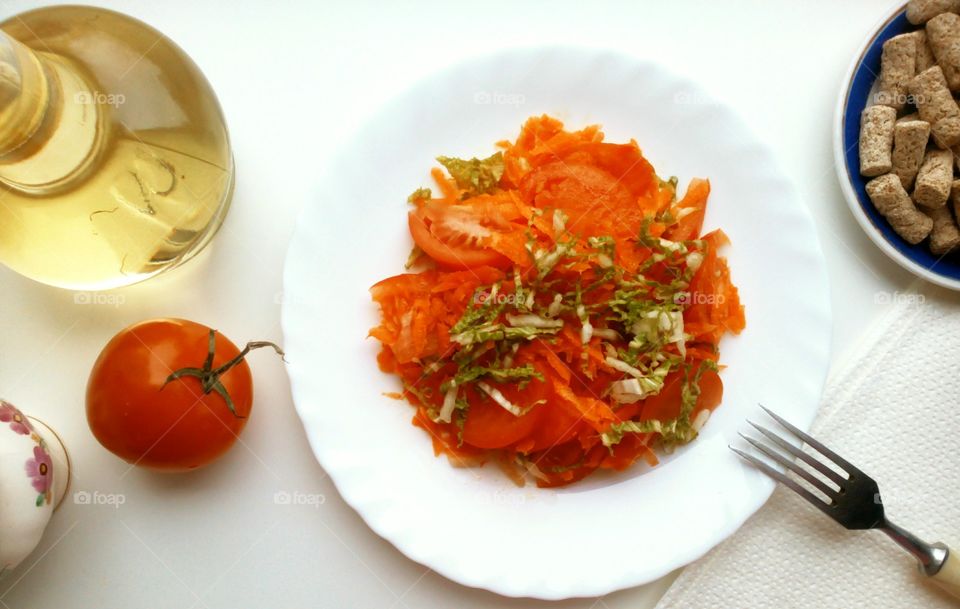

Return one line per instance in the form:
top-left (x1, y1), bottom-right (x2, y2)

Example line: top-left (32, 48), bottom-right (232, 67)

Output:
top-left (0, 6), bottom-right (234, 290)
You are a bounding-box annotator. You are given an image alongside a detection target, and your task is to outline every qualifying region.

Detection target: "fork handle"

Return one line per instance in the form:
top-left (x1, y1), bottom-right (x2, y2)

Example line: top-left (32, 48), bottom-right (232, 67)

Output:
top-left (931, 545), bottom-right (960, 599)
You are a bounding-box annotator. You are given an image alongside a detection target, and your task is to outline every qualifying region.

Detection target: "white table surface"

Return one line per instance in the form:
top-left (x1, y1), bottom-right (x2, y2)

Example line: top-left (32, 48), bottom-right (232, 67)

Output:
top-left (0, 0), bottom-right (922, 607)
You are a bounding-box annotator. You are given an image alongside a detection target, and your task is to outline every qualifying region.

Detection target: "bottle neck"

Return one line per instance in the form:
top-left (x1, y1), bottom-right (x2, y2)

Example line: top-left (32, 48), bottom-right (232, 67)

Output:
top-left (0, 31), bottom-right (49, 157)
top-left (0, 31), bottom-right (102, 193)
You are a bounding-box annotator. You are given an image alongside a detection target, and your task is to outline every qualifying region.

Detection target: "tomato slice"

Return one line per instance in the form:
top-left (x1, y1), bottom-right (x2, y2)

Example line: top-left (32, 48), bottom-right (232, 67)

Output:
top-left (408, 198), bottom-right (521, 269)
top-left (525, 399), bottom-right (584, 452)
top-left (695, 368), bottom-right (723, 414)
top-left (562, 142), bottom-right (657, 198)
top-left (408, 209), bottom-right (510, 269)
top-left (518, 162), bottom-right (640, 239)
top-left (639, 366), bottom-right (722, 422)
top-left (529, 442), bottom-right (606, 487)
top-left (461, 372), bottom-right (550, 449)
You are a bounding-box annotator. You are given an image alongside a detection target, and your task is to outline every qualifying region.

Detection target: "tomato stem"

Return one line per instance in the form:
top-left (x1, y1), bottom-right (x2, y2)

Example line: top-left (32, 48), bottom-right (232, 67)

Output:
top-left (164, 330), bottom-right (285, 418)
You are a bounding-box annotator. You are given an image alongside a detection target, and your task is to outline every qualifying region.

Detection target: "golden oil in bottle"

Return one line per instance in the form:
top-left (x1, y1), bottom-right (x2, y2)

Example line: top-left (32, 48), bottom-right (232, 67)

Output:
top-left (0, 6), bottom-right (234, 289)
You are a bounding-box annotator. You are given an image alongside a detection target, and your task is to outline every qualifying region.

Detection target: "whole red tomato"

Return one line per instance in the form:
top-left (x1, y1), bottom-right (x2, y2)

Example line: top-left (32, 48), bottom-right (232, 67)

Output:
top-left (86, 318), bottom-right (282, 471)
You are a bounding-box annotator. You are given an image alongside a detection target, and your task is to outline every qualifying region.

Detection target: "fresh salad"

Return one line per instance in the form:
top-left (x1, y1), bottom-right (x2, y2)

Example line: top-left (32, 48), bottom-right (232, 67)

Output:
top-left (369, 115), bottom-right (744, 487)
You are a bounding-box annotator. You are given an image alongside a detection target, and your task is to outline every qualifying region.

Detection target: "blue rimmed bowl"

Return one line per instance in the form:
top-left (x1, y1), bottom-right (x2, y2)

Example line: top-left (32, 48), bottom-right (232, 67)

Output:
top-left (835, 2), bottom-right (960, 290)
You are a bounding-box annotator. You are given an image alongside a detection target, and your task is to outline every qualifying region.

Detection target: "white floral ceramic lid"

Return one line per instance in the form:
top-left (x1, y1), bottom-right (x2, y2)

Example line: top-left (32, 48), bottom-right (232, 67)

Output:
top-left (0, 400), bottom-right (68, 578)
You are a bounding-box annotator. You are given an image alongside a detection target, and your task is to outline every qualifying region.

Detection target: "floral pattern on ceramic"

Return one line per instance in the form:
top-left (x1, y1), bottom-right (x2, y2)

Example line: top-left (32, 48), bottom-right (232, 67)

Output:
top-left (0, 398), bottom-right (69, 580)
top-left (25, 444), bottom-right (52, 506)
top-left (0, 400), bottom-right (31, 435)
top-left (0, 401), bottom-right (50, 506)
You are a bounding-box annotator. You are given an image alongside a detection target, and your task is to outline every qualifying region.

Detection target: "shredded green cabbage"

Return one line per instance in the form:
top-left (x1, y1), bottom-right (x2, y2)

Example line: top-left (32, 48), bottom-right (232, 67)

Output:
top-left (436, 152), bottom-right (504, 197)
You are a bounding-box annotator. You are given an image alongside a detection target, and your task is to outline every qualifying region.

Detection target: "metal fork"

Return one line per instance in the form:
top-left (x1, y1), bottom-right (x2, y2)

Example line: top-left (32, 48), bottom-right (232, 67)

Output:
top-left (731, 406), bottom-right (960, 599)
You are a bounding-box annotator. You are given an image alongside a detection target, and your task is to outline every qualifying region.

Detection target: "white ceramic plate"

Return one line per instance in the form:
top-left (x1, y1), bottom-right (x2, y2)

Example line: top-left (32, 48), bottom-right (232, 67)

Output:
top-left (282, 47), bottom-right (832, 600)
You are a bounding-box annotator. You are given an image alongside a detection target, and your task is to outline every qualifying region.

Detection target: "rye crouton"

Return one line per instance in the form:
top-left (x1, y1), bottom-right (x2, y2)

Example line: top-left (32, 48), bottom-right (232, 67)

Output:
top-left (859, 105), bottom-right (897, 176)
top-left (866, 174), bottom-right (934, 244)
top-left (892, 120), bottom-right (931, 189)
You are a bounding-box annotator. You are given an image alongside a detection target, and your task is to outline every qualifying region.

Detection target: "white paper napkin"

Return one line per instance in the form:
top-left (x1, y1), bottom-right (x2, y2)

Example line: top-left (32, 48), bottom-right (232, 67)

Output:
top-left (656, 286), bottom-right (960, 609)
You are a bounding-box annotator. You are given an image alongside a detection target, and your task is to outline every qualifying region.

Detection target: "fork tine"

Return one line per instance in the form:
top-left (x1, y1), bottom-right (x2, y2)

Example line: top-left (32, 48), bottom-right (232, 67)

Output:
top-left (759, 405), bottom-right (864, 477)
top-left (748, 421), bottom-right (847, 488)
top-left (729, 446), bottom-right (834, 518)
top-left (739, 433), bottom-right (838, 500)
